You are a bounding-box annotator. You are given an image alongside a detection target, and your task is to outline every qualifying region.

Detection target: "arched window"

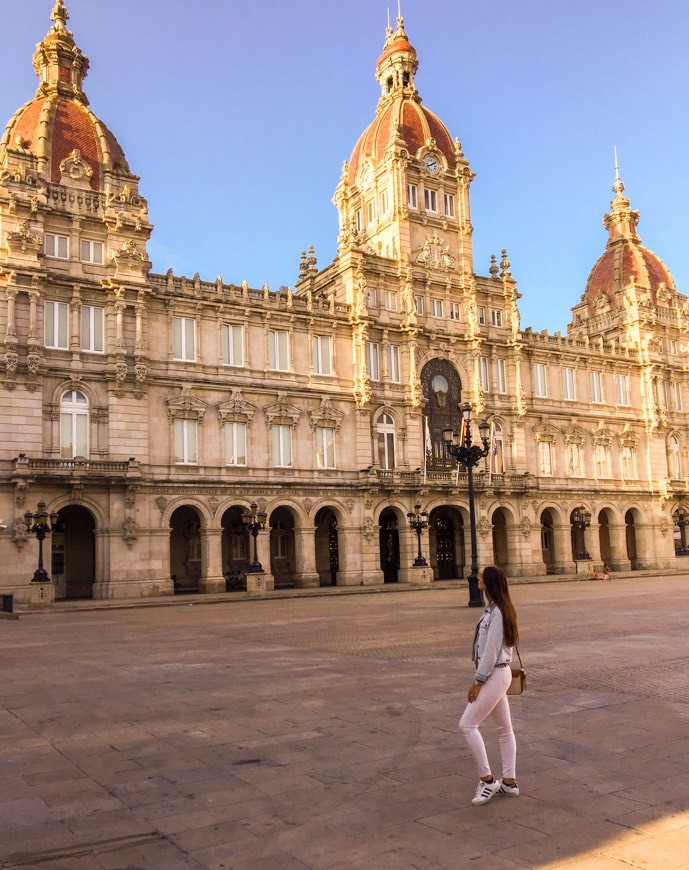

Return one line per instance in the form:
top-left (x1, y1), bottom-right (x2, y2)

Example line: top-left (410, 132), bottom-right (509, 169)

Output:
top-left (60, 390), bottom-right (89, 458)
top-left (668, 435), bottom-right (682, 480)
top-left (491, 422), bottom-right (504, 474)
top-left (376, 413), bottom-right (396, 470)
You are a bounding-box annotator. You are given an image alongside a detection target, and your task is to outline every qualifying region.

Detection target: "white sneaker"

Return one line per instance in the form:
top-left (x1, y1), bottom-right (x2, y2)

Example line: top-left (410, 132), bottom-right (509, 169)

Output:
top-left (499, 780), bottom-right (520, 796)
top-left (471, 778), bottom-right (501, 806)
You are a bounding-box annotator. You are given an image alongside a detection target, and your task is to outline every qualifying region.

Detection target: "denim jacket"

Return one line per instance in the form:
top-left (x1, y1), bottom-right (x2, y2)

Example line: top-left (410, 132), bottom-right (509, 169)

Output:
top-left (472, 604), bottom-right (512, 683)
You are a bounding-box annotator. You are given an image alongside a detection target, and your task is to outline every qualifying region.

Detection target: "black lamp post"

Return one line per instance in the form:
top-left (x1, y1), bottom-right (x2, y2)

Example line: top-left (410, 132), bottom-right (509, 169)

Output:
top-left (242, 502), bottom-right (268, 573)
top-left (23, 501), bottom-right (59, 583)
top-left (443, 404), bottom-right (491, 608)
top-left (407, 503), bottom-right (429, 567)
top-left (673, 506), bottom-right (689, 556)
top-left (571, 506), bottom-right (592, 560)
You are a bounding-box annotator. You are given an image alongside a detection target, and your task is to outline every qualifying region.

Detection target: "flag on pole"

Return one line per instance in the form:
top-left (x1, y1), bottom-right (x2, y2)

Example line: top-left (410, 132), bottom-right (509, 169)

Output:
top-left (488, 422), bottom-right (495, 480)
top-left (424, 417), bottom-right (433, 458)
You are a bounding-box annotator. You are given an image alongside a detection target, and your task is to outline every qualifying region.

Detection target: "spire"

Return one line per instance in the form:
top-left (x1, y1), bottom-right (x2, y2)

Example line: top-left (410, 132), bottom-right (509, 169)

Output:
top-left (51, 0), bottom-right (69, 32)
top-left (33, 0), bottom-right (90, 103)
top-left (603, 156), bottom-right (640, 245)
top-left (375, 10), bottom-right (419, 102)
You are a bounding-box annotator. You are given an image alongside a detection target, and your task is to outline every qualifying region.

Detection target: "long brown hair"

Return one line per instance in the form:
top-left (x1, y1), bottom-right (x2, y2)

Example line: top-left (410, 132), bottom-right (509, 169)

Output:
top-left (482, 566), bottom-right (519, 646)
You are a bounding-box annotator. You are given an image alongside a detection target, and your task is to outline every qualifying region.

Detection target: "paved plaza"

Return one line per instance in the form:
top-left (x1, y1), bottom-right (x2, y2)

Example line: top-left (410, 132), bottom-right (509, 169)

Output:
top-left (1, 575), bottom-right (689, 869)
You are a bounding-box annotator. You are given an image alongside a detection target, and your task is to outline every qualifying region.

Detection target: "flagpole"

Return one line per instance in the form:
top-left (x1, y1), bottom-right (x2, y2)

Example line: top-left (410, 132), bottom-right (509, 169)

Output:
top-left (423, 416), bottom-right (427, 484)
top-left (488, 421), bottom-right (495, 482)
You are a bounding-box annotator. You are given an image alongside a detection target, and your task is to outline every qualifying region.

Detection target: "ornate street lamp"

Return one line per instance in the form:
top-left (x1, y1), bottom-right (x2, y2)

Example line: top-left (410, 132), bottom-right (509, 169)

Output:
top-left (407, 503), bottom-right (429, 567)
top-left (571, 506), bottom-right (592, 560)
top-left (443, 403), bottom-right (491, 607)
top-left (673, 506), bottom-right (689, 556)
top-left (23, 501), bottom-right (60, 583)
top-left (241, 502), bottom-right (268, 573)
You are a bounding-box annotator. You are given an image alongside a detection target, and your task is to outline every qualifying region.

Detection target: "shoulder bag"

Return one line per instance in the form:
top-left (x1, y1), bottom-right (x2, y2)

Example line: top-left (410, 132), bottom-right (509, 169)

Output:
top-left (507, 646), bottom-right (527, 696)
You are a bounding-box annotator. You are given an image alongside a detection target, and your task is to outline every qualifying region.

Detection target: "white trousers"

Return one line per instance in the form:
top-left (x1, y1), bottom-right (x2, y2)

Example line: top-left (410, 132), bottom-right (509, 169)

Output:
top-left (459, 666), bottom-right (516, 779)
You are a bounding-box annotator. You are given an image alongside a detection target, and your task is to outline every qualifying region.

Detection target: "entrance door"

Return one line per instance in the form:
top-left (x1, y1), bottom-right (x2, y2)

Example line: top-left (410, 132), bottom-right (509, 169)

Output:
top-left (54, 506), bottom-right (95, 599)
top-left (435, 516), bottom-right (456, 579)
top-left (379, 513), bottom-right (400, 583)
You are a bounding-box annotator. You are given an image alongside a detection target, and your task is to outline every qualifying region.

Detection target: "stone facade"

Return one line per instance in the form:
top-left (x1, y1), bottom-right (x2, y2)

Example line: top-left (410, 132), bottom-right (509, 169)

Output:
top-left (1, 5), bottom-right (688, 604)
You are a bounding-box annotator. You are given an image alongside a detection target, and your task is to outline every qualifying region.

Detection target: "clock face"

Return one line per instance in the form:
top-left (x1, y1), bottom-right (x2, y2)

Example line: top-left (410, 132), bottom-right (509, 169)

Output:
top-left (424, 154), bottom-right (439, 174)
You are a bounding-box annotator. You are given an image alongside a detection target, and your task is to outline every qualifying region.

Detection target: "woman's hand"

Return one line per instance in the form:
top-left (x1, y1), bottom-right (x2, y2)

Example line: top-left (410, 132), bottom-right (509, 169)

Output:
top-left (467, 681), bottom-right (482, 703)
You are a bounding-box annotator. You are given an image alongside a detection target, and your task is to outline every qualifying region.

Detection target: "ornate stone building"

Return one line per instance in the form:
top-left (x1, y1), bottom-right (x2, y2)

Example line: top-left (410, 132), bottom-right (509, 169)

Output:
top-left (2, 4), bottom-right (688, 604)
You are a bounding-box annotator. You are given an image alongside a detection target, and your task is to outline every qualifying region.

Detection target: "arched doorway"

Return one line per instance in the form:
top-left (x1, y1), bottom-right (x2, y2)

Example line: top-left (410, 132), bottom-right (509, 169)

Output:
top-left (492, 509), bottom-right (509, 569)
top-left (379, 509), bottom-right (400, 583)
top-left (625, 509), bottom-right (638, 569)
top-left (420, 359), bottom-right (463, 471)
top-left (170, 506), bottom-right (202, 593)
top-left (540, 509), bottom-right (555, 574)
top-left (315, 507), bottom-right (339, 586)
top-left (429, 508), bottom-right (464, 580)
top-left (52, 505), bottom-right (95, 600)
top-left (599, 510), bottom-right (612, 566)
top-left (221, 506), bottom-right (249, 579)
top-left (270, 507), bottom-right (296, 587)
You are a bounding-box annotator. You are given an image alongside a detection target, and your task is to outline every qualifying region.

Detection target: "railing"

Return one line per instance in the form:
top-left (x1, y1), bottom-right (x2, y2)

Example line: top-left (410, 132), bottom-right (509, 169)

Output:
top-left (14, 456), bottom-right (140, 477)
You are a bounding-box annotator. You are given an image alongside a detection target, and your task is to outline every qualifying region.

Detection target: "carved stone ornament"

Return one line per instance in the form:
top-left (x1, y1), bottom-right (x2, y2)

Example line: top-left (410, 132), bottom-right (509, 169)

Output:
top-left (114, 239), bottom-right (147, 263)
top-left (477, 516), bottom-right (493, 538)
top-left (264, 392), bottom-right (301, 427)
top-left (362, 516), bottom-right (376, 541)
top-left (166, 386), bottom-right (208, 422)
top-left (114, 359), bottom-right (128, 385)
top-left (308, 397), bottom-right (344, 431)
top-left (125, 486), bottom-right (137, 507)
top-left (155, 496), bottom-right (167, 513)
top-left (217, 388), bottom-right (256, 424)
top-left (59, 148), bottom-right (94, 183)
top-left (519, 516), bottom-right (532, 539)
top-left (10, 518), bottom-right (28, 551)
top-left (659, 517), bottom-right (671, 536)
top-left (122, 516), bottom-right (138, 549)
top-left (26, 352), bottom-right (40, 376)
top-left (345, 499), bottom-right (355, 514)
top-left (302, 498), bottom-right (313, 515)
top-left (413, 234), bottom-right (456, 272)
top-left (5, 220), bottom-right (42, 256)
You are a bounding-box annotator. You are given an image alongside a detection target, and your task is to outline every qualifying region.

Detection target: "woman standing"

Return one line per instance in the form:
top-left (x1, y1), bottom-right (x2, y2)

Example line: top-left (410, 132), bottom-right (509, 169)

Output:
top-left (459, 565), bottom-right (520, 806)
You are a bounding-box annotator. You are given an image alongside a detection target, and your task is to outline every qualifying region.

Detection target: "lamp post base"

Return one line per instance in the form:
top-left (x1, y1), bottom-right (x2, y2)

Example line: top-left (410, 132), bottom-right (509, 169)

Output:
top-left (467, 575), bottom-right (485, 608)
top-left (29, 581), bottom-right (55, 607)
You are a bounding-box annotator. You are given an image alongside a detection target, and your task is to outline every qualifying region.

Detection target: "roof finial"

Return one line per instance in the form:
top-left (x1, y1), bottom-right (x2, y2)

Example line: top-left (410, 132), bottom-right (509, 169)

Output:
top-left (612, 144), bottom-right (625, 197)
top-left (385, 7), bottom-right (392, 41)
top-left (51, 0), bottom-right (69, 32)
top-left (395, 0), bottom-right (407, 37)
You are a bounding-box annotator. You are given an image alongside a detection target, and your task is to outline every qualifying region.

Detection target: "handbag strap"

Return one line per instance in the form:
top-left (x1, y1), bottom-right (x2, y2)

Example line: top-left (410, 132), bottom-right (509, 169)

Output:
top-left (514, 645), bottom-right (524, 669)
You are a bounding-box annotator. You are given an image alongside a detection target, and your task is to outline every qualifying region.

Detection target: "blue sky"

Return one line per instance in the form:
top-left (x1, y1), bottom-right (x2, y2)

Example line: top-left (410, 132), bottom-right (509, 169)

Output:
top-left (2, 1), bottom-right (688, 332)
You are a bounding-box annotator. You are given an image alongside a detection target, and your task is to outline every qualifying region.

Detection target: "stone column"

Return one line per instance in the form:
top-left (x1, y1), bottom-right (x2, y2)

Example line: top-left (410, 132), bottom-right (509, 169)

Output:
top-left (292, 525), bottom-right (319, 588)
top-left (551, 521), bottom-right (572, 574)
top-left (607, 521), bottom-right (631, 572)
top-left (200, 528), bottom-right (225, 593)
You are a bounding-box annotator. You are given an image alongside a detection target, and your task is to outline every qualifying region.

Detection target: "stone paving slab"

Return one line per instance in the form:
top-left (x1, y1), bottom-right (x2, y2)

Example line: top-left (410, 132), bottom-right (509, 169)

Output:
top-left (0, 575), bottom-right (688, 868)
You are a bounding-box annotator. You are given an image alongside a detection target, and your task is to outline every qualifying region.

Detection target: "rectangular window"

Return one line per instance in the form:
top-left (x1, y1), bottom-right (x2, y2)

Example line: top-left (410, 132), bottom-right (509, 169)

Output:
top-left (478, 306), bottom-right (486, 325)
top-left (172, 316), bottom-right (196, 362)
top-left (225, 421), bottom-right (247, 466)
top-left (669, 339), bottom-right (678, 355)
top-left (590, 370), bottom-right (603, 403)
top-left (621, 445), bottom-right (637, 480)
top-left (567, 442), bottom-right (583, 477)
top-left (366, 341), bottom-right (380, 381)
top-left (562, 367), bottom-right (576, 401)
top-left (594, 443), bottom-right (611, 478)
top-left (385, 290), bottom-right (398, 312)
top-left (272, 424), bottom-right (292, 467)
top-left (534, 363), bottom-right (547, 398)
top-left (315, 426), bottom-right (336, 469)
top-left (60, 410), bottom-right (88, 459)
top-left (367, 287), bottom-right (378, 308)
top-left (495, 358), bottom-right (507, 394)
top-left (222, 323), bottom-right (244, 367)
top-left (431, 299), bottom-right (444, 318)
top-left (388, 344), bottom-right (401, 383)
top-left (268, 328), bottom-right (290, 371)
top-left (656, 378), bottom-right (668, 409)
top-left (45, 300), bottom-right (69, 349)
top-left (423, 188), bottom-right (438, 212)
top-left (45, 232), bottom-right (69, 260)
top-left (538, 441), bottom-right (553, 476)
top-left (355, 209), bottom-right (362, 232)
top-left (616, 374), bottom-right (630, 406)
top-left (366, 199), bottom-right (375, 223)
top-left (174, 419), bottom-right (198, 464)
top-left (479, 356), bottom-right (490, 392)
top-left (444, 193), bottom-right (455, 217)
top-left (491, 309), bottom-right (503, 327)
top-left (80, 305), bottom-right (104, 353)
top-left (674, 381), bottom-right (683, 411)
top-left (407, 184), bottom-right (418, 209)
top-left (379, 190), bottom-right (388, 215)
top-left (312, 334), bottom-right (332, 375)
top-left (80, 239), bottom-right (104, 264)
top-left (450, 302), bottom-right (460, 320)
top-left (414, 295), bottom-right (425, 316)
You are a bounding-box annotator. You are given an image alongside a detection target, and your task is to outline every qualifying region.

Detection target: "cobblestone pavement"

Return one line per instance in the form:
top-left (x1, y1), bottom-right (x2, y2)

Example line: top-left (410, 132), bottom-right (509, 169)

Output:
top-left (1, 575), bottom-right (688, 869)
